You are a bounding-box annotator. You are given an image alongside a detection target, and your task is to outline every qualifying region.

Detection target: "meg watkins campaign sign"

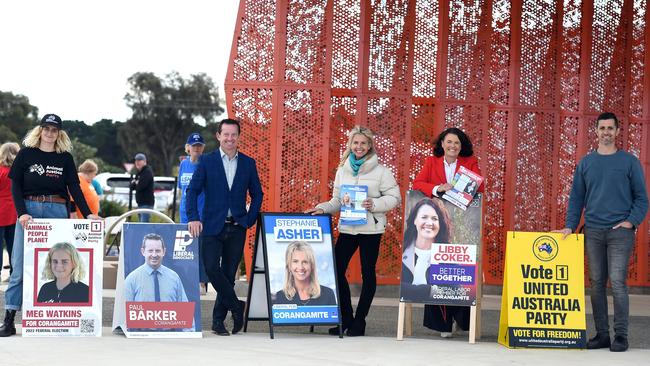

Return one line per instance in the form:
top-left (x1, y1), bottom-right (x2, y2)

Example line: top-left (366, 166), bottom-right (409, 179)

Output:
top-left (22, 219), bottom-right (103, 337)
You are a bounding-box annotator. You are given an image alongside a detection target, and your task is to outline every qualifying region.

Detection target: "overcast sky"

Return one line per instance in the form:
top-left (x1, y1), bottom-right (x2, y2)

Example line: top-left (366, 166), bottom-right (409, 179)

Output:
top-left (0, 0), bottom-right (239, 124)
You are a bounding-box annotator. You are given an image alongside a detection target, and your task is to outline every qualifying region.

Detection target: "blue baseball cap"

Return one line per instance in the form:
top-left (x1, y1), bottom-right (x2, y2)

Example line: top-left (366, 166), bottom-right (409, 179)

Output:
top-left (186, 133), bottom-right (205, 145)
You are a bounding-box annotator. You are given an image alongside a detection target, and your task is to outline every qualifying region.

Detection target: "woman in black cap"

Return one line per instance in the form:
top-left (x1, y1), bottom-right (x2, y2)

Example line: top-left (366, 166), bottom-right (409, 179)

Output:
top-left (0, 114), bottom-right (100, 337)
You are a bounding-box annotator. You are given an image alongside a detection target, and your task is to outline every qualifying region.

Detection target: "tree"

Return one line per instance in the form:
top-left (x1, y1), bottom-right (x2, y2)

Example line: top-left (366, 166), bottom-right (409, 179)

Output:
top-left (0, 91), bottom-right (38, 142)
top-left (70, 138), bottom-right (122, 173)
top-left (118, 72), bottom-right (224, 175)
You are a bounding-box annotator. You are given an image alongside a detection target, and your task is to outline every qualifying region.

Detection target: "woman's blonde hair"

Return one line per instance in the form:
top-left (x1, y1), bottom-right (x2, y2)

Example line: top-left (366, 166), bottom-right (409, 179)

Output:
top-left (0, 142), bottom-right (20, 167)
top-left (23, 126), bottom-right (73, 153)
top-left (339, 125), bottom-right (376, 167)
top-left (282, 241), bottom-right (321, 300)
top-left (41, 242), bottom-right (86, 283)
top-left (78, 159), bottom-right (98, 174)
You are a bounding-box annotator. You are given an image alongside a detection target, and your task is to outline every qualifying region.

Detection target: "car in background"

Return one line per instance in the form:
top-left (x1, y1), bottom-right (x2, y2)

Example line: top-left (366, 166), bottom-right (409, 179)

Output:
top-left (95, 173), bottom-right (177, 212)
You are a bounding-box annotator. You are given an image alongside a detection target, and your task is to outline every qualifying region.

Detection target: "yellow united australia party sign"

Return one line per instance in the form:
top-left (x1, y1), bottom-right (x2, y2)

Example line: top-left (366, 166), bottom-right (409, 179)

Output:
top-left (498, 232), bottom-right (586, 349)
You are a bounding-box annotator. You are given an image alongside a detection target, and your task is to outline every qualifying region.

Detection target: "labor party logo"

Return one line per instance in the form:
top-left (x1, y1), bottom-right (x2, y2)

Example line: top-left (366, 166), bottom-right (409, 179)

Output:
top-left (532, 235), bottom-right (558, 262)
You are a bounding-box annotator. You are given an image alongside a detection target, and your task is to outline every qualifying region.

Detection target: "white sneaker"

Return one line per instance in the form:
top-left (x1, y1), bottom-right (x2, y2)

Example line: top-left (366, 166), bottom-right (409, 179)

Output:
top-left (440, 332), bottom-right (453, 338)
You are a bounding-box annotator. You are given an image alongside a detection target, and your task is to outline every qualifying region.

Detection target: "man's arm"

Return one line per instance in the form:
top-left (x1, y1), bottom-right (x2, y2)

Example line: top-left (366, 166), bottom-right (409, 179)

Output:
top-left (124, 274), bottom-right (136, 302)
top-left (186, 156), bottom-right (206, 236)
top-left (176, 276), bottom-right (189, 302)
top-left (625, 158), bottom-right (649, 227)
top-left (553, 162), bottom-right (585, 239)
top-left (246, 159), bottom-right (264, 228)
top-left (564, 162), bottom-right (586, 231)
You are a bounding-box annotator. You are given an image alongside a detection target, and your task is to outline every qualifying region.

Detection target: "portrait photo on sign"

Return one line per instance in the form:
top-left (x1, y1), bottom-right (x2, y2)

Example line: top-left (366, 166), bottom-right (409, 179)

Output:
top-left (268, 240), bottom-right (338, 306)
top-left (121, 223), bottom-right (201, 333)
top-left (400, 190), bottom-right (481, 305)
top-left (34, 243), bottom-right (92, 306)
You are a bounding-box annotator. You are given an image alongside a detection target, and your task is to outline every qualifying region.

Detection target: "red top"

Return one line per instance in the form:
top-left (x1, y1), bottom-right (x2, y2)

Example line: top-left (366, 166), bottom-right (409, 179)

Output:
top-left (0, 165), bottom-right (17, 226)
top-left (413, 155), bottom-right (483, 197)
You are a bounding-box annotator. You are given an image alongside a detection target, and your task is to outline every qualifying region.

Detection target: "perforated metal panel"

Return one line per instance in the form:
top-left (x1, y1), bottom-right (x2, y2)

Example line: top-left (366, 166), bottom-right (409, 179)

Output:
top-left (226, 0), bottom-right (650, 287)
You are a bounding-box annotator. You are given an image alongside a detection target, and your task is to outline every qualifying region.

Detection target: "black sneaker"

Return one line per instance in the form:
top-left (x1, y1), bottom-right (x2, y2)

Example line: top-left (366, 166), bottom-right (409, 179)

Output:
top-left (211, 322), bottom-right (230, 336)
top-left (610, 335), bottom-right (629, 352)
top-left (586, 333), bottom-right (611, 349)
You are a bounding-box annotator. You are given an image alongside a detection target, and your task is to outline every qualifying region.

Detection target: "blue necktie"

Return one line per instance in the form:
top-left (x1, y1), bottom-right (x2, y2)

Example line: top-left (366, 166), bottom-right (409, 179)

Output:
top-left (153, 270), bottom-right (161, 302)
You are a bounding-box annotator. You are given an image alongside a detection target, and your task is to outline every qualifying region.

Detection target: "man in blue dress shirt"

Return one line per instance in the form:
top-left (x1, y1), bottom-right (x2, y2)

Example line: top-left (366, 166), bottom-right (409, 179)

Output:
top-left (124, 233), bottom-right (188, 302)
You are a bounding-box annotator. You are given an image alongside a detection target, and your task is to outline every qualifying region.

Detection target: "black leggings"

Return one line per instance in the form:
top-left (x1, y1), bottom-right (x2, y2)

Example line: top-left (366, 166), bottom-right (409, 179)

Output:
top-left (334, 233), bottom-right (382, 327)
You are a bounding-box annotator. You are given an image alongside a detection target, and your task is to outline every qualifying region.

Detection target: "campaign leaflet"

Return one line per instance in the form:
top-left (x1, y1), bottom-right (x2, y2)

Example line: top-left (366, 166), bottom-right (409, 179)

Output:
top-left (119, 223), bottom-right (201, 338)
top-left (339, 185), bottom-right (368, 225)
top-left (442, 166), bottom-right (484, 210)
top-left (22, 219), bottom-right (103, 337)
top-left (265, 214), bottom-right (339, 325)
top-left (426, 243), bottom-right (477, 306)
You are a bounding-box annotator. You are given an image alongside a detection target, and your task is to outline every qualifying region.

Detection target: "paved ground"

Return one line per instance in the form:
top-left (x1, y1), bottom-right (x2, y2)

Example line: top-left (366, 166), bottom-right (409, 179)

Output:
top-left (0, 281), bottom-right (648, 365)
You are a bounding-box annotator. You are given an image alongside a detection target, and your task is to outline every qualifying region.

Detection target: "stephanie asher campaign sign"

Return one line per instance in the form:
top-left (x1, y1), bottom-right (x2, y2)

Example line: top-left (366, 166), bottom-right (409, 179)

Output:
top-left (113, 223), bottom-right (201, 338)
top-left (264, 214), bottom-right (340, 325)
top-left (22, 219), bottom-right (103, 337)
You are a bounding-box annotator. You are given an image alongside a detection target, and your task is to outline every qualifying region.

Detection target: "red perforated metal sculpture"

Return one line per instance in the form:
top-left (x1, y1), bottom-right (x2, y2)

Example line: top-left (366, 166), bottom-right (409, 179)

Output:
top-left (225, 0), bottom-right (650, 287)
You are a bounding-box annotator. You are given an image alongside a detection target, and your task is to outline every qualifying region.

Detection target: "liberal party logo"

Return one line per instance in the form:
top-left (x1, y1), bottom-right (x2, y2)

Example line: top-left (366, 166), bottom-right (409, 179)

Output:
top-left (173, 230), bottom-right (194, 260)
top-left (532, 235), bottom-right (558, 262)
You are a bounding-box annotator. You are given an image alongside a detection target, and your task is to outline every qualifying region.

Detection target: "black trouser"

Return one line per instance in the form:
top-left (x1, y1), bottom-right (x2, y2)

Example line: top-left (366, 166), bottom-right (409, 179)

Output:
top-left (334, 233), bottom-right (382, 327)
top-left (202, 223), bottom-right (246, 325)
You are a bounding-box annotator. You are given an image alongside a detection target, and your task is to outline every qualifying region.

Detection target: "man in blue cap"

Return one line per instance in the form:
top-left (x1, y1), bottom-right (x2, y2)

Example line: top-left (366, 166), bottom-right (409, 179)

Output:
top-left (178, 133), bottom-right (209, 295)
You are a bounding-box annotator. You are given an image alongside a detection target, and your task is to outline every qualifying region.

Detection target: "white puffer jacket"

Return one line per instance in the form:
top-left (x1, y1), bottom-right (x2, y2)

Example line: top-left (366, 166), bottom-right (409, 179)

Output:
top-left (316, 154), bottom-right (401, 234)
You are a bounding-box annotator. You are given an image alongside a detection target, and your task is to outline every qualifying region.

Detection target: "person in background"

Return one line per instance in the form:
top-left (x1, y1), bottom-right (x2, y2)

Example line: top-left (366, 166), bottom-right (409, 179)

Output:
top-left (0, 142), bottom-right (20, 278)
top-left (71, 159), bottom-right (100, 218)
top-left (131, 153), bottom-right (154, 222)
top-left (178, 132), bottom-right (208, 295)
top-left (0, 114), bottom-right (101, 337)
top-left (413, 127), bottom-right (483, 338)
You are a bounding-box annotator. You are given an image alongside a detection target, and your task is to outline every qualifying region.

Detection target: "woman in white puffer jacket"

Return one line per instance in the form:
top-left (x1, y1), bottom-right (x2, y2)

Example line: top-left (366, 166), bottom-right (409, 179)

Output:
top-left (306, 125), bottom-right (400, 336)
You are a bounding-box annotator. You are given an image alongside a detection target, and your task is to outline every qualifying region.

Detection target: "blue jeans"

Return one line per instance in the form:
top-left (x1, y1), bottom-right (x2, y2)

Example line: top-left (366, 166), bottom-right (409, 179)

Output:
top-left (138, 204), bottom-right (154, 222)
top-left (0, 224), bottom-right (15, 274)
top-left (4, 200), bottom-right (68, 311)
top-left (585, 226), bottom-right (636, 338)
top-left (202, 223), bottom-right (246, 325)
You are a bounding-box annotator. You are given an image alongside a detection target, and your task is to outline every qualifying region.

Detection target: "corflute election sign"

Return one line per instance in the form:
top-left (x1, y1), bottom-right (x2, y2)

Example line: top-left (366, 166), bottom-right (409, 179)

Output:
top-left (498, 231), bottom-right (586, 348)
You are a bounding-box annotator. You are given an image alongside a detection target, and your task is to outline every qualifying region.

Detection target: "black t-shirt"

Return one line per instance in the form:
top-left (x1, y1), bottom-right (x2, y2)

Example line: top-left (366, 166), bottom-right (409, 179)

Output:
top-left (37, 280), bottom-right (90, 303)
top-left (9, 147), bottom-right (91, 217)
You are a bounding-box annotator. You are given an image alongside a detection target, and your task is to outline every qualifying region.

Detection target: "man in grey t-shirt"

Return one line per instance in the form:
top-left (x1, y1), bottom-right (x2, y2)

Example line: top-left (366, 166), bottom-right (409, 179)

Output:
top-left (555, 112), bottom-right (648, 352)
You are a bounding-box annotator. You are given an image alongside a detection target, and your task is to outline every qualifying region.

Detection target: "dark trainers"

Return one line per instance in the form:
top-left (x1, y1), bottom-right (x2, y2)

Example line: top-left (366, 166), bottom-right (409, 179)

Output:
top-left (211, 322), bottom-right (230, 336)
top-left (586, 333), bottom-right (611, 349)
top-left (610, 336), bottom-right (629, 352)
